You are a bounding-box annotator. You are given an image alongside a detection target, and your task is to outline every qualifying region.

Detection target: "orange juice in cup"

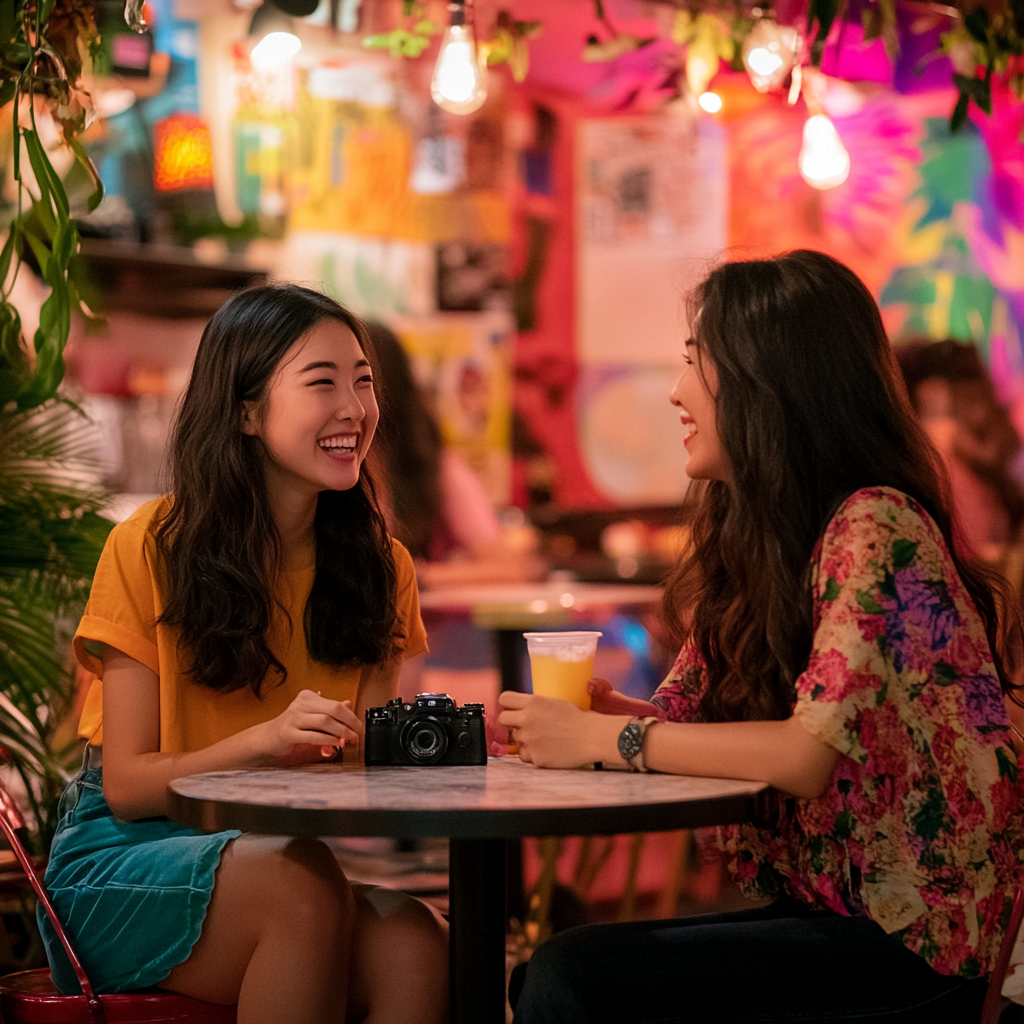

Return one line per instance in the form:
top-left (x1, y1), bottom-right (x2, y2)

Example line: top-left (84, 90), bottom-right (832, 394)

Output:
top-left (523, 632), bottom-right (603, 710)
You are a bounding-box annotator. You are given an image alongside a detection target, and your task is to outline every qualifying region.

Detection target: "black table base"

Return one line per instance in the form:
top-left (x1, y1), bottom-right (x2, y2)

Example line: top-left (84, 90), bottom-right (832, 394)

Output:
top-left (450, 838), bottom-right (508, 1024)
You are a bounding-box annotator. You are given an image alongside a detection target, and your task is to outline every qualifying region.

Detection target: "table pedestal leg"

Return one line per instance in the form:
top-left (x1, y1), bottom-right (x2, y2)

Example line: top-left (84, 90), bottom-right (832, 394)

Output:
top-left (450, 838), bottom-right (508, 1024)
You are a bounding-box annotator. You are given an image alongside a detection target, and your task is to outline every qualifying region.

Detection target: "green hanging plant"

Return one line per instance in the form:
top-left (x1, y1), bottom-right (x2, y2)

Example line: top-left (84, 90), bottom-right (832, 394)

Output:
top-left (480, 11), bottom-right (542, 83)
top-left (0, 0), bottom-right (105, 413)
top-left (362, 1), bottom-right (440, 59)
top-left (0, 0), bottom-right (116, 855)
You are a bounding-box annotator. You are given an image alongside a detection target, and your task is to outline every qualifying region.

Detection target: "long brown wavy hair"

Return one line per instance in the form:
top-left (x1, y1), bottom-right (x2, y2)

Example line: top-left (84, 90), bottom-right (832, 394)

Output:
top-left (157, 284), bottom-right (400, 695)
top-left (663, 250), bottom-right (1023, 722)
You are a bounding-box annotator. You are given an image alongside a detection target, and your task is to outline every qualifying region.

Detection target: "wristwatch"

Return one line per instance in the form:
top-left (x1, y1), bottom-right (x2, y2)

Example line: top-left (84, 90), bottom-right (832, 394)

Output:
top-left (617, 716), bottom-right (661, 772)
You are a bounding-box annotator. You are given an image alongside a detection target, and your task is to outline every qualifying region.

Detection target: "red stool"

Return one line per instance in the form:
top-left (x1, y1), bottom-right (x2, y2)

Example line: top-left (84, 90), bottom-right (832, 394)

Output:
top-left (0, 783), bottom-right (236, 1023)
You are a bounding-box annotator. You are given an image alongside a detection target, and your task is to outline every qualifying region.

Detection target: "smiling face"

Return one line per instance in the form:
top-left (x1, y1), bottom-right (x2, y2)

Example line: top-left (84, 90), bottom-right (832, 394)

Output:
top-left (242, 318), bottom-right (379, 501)
top-left (670, 338), bottom-right (730, 483)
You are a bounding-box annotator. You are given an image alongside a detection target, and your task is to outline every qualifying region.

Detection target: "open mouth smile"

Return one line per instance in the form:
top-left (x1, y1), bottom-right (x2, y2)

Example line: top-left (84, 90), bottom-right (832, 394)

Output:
top-left (318, 433), bottom-right (358, 460)
top-left (680, 414), bottom-right (697, 447)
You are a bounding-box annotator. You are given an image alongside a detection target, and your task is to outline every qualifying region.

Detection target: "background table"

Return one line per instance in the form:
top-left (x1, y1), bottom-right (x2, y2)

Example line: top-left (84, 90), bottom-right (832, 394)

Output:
top-left (418, 581), bottom-right (664, 693)
top-left (168, 757), bottom-right (769, 1024)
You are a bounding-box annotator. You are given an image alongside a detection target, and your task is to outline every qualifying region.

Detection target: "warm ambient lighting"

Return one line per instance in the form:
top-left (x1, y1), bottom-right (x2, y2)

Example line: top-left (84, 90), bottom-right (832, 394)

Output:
top-left (799, 114), bottom-right (851, 189)
top-left (431, 15), bottom-right (487, 115)
top-left (742, 19), bottom-right (799, 93)
top-left (153, 113), bottom-right (215, 192)
top-left (428, 24), bottom-right (483, 114)
top-left (698, 91), bottom-right (722, 113)
top-left (251, 29), bottom-right (301, 63)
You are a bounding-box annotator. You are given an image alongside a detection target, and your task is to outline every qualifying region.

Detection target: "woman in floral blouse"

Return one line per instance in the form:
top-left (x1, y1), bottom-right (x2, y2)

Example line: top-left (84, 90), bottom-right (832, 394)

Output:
top-left (501, 250), bottom-right (1024, 1023)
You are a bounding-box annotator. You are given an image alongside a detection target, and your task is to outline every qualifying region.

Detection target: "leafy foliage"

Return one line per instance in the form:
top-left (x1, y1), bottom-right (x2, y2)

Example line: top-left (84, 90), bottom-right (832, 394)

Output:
top-left (0, 0), bottom-right (104, 413)
top-left (362, 1), bottom-right (439, 59)
top-left (0, 400), bottom-right (112, 853)
top-left (0, 0), bottom-right (114, 855)
top-left (943, 5), bottom-right (1023, 131)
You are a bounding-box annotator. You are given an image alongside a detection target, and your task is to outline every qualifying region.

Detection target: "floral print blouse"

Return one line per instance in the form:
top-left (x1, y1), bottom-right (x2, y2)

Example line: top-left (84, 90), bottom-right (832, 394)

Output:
top-left (651, 487), bottom-right (1024, 977)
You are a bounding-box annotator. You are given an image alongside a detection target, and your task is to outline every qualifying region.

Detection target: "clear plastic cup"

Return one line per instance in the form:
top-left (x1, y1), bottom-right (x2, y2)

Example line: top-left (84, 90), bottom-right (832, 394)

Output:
top-left (523, 631), bottom-right (603, 710)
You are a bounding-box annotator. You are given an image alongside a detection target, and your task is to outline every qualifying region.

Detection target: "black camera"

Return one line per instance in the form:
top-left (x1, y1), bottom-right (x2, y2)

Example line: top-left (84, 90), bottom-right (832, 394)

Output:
top-left (364, 693), bottom-right (487, 766)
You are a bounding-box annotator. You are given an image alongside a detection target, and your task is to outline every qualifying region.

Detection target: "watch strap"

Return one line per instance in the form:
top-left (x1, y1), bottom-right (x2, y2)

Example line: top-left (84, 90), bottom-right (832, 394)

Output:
top-left (618, 716), bottom-right (661, 772)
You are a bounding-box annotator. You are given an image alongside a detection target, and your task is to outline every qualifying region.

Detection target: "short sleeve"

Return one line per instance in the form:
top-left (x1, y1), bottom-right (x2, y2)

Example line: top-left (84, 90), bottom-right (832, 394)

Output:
top-left (392, 539), bottom-right (428, 660)
top-left (73, 518), bottom-right (162, 679)
top-left (651, 643), bottom-right (707, 723)
top-left (792, 489), bottom-right (994, 765)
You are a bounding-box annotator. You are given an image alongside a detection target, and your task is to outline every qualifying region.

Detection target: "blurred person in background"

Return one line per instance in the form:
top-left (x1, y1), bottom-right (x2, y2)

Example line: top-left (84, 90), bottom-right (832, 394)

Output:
top-left (368, 322), bottom-right (544, 588)
top-left (896, 338), bottom-right (1024, 563)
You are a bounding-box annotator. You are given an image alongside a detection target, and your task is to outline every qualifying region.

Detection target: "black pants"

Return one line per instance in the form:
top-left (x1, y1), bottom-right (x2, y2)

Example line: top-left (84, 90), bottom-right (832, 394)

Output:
top-left (509, 899), bottom-right (990, 1023)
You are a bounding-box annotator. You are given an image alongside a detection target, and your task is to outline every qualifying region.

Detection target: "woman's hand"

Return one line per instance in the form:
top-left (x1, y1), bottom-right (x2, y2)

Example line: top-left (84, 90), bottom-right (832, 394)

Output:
top-left (258, 690), bottom-right (363, 764)
top-left (587, 677), bottom-right (664, 719)
top-left (498, 691), bottom-right (626, 769)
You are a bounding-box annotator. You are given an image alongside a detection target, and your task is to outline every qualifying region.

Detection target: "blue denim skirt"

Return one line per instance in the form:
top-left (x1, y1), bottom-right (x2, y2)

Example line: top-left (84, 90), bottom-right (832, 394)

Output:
top-left (38, 749), bottom-right (241, 994)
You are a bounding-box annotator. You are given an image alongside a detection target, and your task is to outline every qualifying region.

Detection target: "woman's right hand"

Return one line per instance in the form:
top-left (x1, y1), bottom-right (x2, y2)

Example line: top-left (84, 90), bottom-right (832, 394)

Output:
top-left (258, 689), bottom-right (363, 763)
top-left (587, 677), bottom-right (663, 719)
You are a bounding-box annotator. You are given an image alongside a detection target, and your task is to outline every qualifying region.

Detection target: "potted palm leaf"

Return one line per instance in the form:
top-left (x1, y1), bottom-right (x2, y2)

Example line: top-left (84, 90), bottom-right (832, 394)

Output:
top-left (0, 0), bottom-right (140, 858)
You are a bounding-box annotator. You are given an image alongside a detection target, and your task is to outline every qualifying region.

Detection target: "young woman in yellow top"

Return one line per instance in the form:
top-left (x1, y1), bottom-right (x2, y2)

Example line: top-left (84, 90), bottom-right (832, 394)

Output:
top-left (39, 285), bottom-right (447, 1024)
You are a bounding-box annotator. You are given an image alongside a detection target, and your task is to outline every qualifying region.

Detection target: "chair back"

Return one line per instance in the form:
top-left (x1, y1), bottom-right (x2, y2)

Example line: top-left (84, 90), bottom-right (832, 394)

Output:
top-left (983, 884), bottom-right (1024, 1024)
top-left (0, 782), bottom-right (107, 1023)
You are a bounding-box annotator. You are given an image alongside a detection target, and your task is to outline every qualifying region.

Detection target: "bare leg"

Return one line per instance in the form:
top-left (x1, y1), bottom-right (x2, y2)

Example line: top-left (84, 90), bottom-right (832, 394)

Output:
top-left (347, 885), bottom-right (449, 1024)
top-left (160, 835), bottom-right (355, 1024)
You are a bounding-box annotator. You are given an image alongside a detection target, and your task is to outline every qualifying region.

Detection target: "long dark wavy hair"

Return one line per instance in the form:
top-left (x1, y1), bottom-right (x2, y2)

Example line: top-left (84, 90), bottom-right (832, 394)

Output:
top-left (664, 250), bottom-right (1023, 723)
top-left (367, 322), bottom-right (445, 559)
top-left (157, 284), bottom-right (399, 695)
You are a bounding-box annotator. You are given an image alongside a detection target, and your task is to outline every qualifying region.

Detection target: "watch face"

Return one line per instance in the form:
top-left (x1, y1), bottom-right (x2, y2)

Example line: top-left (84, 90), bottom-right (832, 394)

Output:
top-left (618, 721), bottom-right (643, 761)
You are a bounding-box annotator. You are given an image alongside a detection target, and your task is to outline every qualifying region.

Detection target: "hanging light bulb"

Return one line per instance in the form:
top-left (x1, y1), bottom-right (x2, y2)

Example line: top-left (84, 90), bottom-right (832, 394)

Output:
top-left (431, 1), bottom-right (487, 115)
top-left (252, 31), bottom-right (301, 62)
top-left (697, 91), bottom-right (722, 113)
top-left (248, 3), bottom-right (301, 66)
top-left (742, 18), bottom-right (799, 93)
top-left (799, 114), bottom-right (850, 189)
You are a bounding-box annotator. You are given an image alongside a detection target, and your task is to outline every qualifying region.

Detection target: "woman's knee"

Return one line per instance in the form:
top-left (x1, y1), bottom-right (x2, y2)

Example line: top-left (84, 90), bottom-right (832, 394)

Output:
top-left (354, 885), bottom-right (448, 957)
top-left (231, 835), bottom-right (354, 933)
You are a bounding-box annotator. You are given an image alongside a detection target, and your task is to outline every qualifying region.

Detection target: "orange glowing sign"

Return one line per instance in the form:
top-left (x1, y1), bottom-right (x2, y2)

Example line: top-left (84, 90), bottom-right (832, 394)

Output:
top-left (153, 113), bottom-right (214, 192)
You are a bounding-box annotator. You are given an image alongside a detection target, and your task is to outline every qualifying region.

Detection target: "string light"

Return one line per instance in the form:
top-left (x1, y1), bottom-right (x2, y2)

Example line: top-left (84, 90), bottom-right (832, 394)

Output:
top-left (248, 3), bottom-right (301, 66)
top-left (251, 30), bottom-right (300, 63)
top-left (698, 91), bottom-right (722, 113)
top-left (742, 18), bottom-right (799, 93)
top-left (431, 1), bottom-right (487, 115)
top-left (799, 113), bottom-right (850, 189)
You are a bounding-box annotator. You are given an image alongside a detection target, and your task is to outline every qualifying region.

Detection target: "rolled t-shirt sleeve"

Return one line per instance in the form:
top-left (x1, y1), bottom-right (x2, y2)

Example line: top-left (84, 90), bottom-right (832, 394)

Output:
top-left (392, 539), bottom-right (428, 660)
top-left (73, 520), bottom-right (161, 679)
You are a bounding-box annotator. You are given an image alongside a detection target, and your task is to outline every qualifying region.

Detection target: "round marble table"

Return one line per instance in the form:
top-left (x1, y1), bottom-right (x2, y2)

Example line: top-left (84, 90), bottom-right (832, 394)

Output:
top-left (168, 756), bottom-right (770, 1024)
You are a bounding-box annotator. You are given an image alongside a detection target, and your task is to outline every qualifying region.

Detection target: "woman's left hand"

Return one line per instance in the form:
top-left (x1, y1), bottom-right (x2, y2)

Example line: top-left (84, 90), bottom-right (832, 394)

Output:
top-left (498, 691), bottom-right (622, 768)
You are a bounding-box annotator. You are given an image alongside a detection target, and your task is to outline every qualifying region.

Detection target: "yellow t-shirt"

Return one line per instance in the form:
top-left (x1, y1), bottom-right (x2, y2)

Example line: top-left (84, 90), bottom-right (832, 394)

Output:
top-left (74, 497), bottom-right (428, 750)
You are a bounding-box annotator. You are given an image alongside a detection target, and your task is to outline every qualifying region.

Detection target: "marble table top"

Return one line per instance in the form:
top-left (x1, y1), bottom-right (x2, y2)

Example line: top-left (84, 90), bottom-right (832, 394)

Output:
top-left (168, 756), bottom-right (770, 839)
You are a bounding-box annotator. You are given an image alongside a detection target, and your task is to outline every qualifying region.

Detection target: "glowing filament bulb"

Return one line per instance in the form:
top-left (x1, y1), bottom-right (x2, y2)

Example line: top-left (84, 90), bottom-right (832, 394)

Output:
top-left (748, 48), bottom-right (784, 77)
top-left (742, 19), bottom-right (799, 93)
top-left (431, 23), bottom-right (487, 115)
top-left (251, 30), bottom-right (301, 65)
top-left (698, 91), bottom-right (722, 113)
top-left (799, 114), bottom-right (851, 190)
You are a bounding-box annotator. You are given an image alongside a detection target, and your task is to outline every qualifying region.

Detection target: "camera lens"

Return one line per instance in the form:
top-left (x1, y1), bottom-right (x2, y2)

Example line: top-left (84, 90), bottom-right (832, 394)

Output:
top-left (401, 718), bottom-right (448, 765)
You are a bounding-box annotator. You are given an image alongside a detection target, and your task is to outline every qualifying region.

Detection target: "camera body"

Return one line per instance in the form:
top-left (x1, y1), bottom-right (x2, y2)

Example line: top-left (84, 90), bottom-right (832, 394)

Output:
top-left (364, 693), bottom-right (487, 766)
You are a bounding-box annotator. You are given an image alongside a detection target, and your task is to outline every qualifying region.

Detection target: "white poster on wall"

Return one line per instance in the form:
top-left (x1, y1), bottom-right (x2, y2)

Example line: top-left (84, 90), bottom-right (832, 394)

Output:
top-left (575, 110), bottom-right (728, 505)
top-left (576, 110), bottom-right (728, 364)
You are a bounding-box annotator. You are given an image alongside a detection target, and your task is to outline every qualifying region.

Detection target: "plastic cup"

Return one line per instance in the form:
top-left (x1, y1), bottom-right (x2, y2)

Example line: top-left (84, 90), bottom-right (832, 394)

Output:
top-left (523, 631), bottom-right (603, 710)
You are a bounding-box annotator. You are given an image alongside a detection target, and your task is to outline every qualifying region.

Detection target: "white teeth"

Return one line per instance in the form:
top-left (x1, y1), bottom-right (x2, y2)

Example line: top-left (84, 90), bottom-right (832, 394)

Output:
top-left (319, 436), bottom-right (357, 451)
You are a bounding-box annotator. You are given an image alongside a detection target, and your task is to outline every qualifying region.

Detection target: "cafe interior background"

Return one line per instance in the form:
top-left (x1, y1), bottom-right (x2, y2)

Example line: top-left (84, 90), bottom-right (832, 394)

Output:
top-left (1, 0), bottom-right (1023, 977)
